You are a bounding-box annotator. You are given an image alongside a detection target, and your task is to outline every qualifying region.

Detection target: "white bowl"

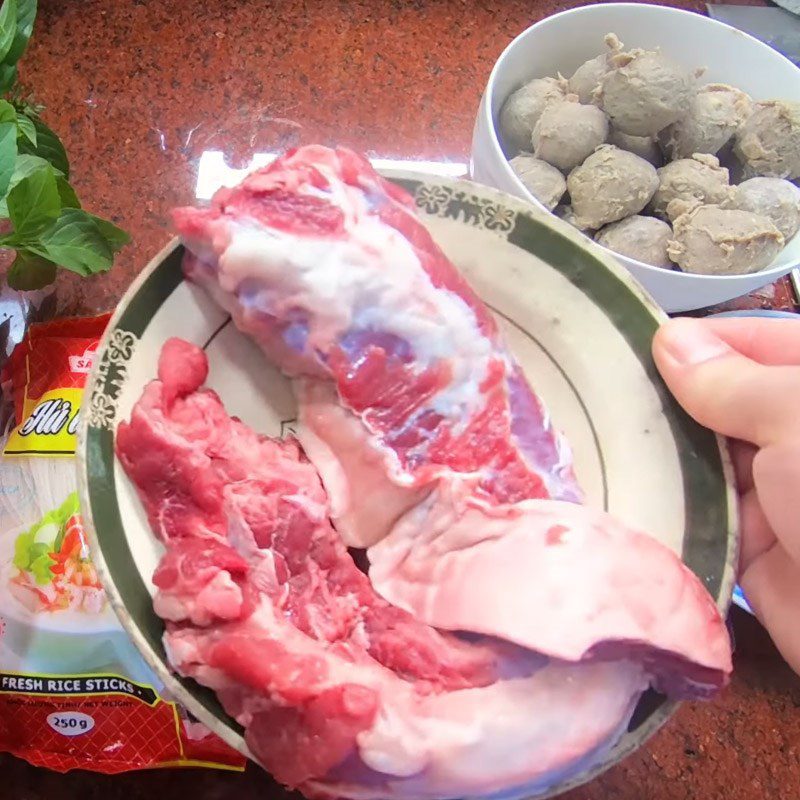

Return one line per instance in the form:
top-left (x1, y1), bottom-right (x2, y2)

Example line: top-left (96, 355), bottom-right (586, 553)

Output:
top-left (471, 3), bottom-right (800, 313)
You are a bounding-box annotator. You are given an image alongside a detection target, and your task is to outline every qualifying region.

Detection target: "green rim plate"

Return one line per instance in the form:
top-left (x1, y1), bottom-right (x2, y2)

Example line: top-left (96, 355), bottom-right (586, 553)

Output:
top-left (77, 172), bottom-right (738, 799)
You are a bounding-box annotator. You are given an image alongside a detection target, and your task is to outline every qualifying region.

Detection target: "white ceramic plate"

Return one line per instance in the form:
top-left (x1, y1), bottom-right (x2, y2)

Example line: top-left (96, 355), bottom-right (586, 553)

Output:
top-left (78, 173), bottom-right (738, 798)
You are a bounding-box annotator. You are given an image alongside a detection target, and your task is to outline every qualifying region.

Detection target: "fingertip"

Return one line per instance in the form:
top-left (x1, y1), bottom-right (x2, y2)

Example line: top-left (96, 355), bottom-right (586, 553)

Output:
top-left (652, 318), bottom-right (676, 357)
top-left (652, 320), bottom-right (689, 389)
top-left (651, 319), bottom-right (747, 439)
top-left (653, 318), bottom-right (732, 368)
top-left (652, 319), bottom-right (690, 370)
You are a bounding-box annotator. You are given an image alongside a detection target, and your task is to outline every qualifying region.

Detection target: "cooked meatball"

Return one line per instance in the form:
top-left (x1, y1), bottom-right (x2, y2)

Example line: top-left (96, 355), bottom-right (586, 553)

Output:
top-left (598, 49), bottom-right (694, 136)
top-left (661, 83), bottom-right (752, 159)
top-left (716, 139), bottom-right (744, 183)
top-left (730, 177), bottom-right (800, 242)
top-left (509, 154), bottom-right (567, 210)
top-left (568, 33), bottom-right (623, 105)
top-left (734, 100), bottom-right (800, 180)
top-left (532, 96), bottom-right (609, 172)
top-left (651, 153), bottom-right (732, 221)
top-left (667, 204), bottom-right (784, 275)
top-left (499, 76), bottom-right (568, 153)
top-left (595, 215), bottom-right (673, 268)
top-left (608, 128), bottom-right (663, 167)
top-left (555, 203), bottom-right (595, 233)
top-left (567, 145), bottom-right (659, 230)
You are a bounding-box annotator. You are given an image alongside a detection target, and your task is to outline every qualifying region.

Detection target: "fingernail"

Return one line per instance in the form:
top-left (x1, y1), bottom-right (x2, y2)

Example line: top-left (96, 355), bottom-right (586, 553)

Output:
top-left (658, 319), bottom-right (732, 366)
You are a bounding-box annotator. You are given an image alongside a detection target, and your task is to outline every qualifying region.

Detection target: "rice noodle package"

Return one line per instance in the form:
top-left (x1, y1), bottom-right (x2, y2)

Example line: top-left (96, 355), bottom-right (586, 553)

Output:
top-left (0, 314), bottom-right (245, 773)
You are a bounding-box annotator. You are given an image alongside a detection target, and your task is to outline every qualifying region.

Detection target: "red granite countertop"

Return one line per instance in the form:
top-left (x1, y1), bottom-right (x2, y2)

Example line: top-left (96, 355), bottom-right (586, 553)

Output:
top-left (4, 0), bottom-right (799, 798)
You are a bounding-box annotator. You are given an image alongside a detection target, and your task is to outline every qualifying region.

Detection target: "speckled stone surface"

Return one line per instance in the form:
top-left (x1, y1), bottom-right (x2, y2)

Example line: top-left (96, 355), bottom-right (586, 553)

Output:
top-left (3, 0), bottom-right (799, 798)
top-left (17, 0), bottom-right (795, 316)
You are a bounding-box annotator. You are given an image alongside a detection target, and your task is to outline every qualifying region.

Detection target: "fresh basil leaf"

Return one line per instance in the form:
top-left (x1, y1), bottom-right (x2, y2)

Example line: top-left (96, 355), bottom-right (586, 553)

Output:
top-left (0, 62), bottom-right (15, 94)
top-left (0, 0), bottom-right (18, 64)
top-left (27, 208), bottom-right (113, 275)
top-left (0, 154), bottom-right (65, 216)
top-left (56, 175), bottom-right (80, 209)
top-left (10, 152), bottom-right (54, 178)
top-left (7, 249), bottom-right (56, 289)
top-left (19, 116), bottom-right (68, 177)
top-left (0, 119), bottom-right (17, 197)
top-left (15, 111), bottom-right (35, 145)
top-left (87, 213), bottom-right (129, 251)
top-left (0, 98), bottom-right (15, 124)
top-left (5, 0), bottom-right (35, 65)
top-left (7, 162), bottom-right (60, 238)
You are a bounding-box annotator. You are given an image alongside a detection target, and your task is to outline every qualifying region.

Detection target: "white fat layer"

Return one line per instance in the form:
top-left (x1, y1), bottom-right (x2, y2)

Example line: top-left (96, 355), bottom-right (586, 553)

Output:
top-left (217, 190), bottom-right (494, 432)
top-left (357, 660), bottom-right (646, 796)
top-left (167, 592), bottom-right (645, 792)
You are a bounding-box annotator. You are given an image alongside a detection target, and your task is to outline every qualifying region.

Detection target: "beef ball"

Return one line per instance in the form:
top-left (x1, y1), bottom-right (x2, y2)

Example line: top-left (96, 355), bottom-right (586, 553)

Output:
top-left (667, 204), bottom-right (784, 275)
top-left (608, 128), bottom-right (663, 167)
top-left (532, 96), bottom-right (609, 172)
top-left (598, 49), bottom-right (694, 137)
top-left (555, 204), bottom-right (596, 234)
top-left (499, 76), bottom-right (567, 153)
top-left (595, 215), bottom-right (673, 268)
top-left (567, 145), bottom-right (659, 230)
top-left (651, 153), bottom-right (732, 221)
top-left (730, 177), bottom-right (800, 242)
top-left (660, 83), bottom-right (752, 160)
top-left (568, 33), bottom-right (623, 105)
top-left (509, 154), bottom-right (567, 210)
top-left (734, 100), bottom-right (800, 180)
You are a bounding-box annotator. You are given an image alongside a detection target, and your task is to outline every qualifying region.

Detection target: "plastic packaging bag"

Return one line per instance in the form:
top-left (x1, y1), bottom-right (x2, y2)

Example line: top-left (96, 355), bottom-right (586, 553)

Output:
top-left (0, 315), bottom-right (245, 773)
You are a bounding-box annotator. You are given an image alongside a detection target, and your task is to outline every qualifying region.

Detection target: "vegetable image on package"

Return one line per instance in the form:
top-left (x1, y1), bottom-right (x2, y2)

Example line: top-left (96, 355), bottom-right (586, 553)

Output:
top-left (9, 492), bottom-right (105, 615)
top-left (0, 315), bottom-right (245, 774)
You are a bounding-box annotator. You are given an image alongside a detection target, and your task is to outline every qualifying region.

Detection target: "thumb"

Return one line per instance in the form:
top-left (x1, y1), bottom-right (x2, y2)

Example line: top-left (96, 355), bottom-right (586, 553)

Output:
top-left (652, 318), bottom-right (800, 448)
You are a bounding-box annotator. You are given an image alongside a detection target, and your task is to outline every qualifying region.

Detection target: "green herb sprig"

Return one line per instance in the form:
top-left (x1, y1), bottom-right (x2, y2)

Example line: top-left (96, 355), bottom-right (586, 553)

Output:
top-left (0, 0), bottom-right (129, 290)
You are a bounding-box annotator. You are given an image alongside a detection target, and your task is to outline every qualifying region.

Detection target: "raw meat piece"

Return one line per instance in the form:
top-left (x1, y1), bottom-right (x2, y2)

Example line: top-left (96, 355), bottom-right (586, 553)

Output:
top-left (369, 483), bottom-right (730, 698)
top-left (118, 342), bottom-right (494, 692)
top-left (171, 144), bottom-right (731, 694)
top-left (173, 145), bottom-right (582, 519)
top-left (295, 377), bottom-right (429, 547)
top-left (117, 340), bottom-right (647, 798)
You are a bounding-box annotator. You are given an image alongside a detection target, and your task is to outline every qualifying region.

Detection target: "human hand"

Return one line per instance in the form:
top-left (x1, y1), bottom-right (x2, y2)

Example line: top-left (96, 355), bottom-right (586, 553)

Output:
top-left (653, 316), bottom-right (800, 676)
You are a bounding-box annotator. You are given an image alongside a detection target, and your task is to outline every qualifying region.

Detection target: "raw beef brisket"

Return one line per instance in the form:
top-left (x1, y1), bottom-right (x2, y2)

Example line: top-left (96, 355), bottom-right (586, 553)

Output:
top-left (171, 144), bottom-right (730, 687)
top-left (116, 145), bottom-right (733, 798)
top-left (118, 338), bottom-right (647, 798)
